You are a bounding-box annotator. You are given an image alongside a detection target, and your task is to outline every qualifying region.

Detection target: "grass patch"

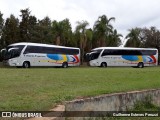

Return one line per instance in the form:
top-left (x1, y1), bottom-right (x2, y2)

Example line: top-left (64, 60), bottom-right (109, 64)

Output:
top-left (82, 96), bottom-right (160, 120)
top-left (132, 95), bottom-right (160, 111)
top-left (107, 96), bottom-right (160, 120)
top-left (0, 66), bottom-right (160, 111)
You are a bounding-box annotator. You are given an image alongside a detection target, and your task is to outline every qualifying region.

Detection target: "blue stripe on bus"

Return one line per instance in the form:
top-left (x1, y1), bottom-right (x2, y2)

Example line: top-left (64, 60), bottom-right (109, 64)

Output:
top-left (122, 55), bottom-right (139, 61)
top-left (47, 54), bottom-right (63, 60)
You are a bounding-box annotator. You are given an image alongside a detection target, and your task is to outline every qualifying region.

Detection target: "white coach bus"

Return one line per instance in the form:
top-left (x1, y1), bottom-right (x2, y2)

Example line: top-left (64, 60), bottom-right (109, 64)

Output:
top-left (86, 47), bottom-right (158, 68)
top-left (0, 42), bottom-right (80, 68)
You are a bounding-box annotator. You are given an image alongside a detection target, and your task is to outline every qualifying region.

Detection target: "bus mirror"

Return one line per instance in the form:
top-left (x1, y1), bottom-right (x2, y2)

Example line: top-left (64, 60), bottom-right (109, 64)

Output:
top-left (0, 48), bottom-right (6, 53)
top-left (85, 53), bottom-right (90, 61)
top-left (8, 48), bottom-right (18, 52)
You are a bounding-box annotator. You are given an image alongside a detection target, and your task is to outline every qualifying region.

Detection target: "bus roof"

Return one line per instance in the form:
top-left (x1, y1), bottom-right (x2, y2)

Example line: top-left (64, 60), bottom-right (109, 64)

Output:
top-left (8, 42), bottom-right (80, 50)
top-left (92, 47), bottom-right (158, 51)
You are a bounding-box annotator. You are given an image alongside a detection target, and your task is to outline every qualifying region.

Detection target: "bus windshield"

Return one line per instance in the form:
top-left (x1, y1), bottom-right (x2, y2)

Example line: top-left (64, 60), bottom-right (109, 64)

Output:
top-left (87, 49), bottom-right (102, 61)
top-left (1, 45), bottom-right (25, 60)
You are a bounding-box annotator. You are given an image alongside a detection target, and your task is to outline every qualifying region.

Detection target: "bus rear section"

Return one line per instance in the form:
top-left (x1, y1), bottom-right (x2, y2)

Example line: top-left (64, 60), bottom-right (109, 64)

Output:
top-left (87, 47), bottom-right (158, 68)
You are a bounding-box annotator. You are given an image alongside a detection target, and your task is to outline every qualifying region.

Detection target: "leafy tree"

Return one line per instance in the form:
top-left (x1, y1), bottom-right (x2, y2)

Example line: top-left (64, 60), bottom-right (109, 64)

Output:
top-left (126, 27), bottom-right (160, 63)
top-left (125, 28), bottom-right (142, 47)
top-left (85, 28), bottom-right (93, 52)
top-left (71, 31), bottom-right (79, 48)
top-left (37, 16), bottom-right (53, 44)
top-left (51, 19), bottom-right (72, 46)
top-left (19, 8), bottom-right (46, 43)
top-left (75, 20), bottom-right (89, 64)
top-left (93, 15), bottom-right (115, 47)
top-left (27, 15), bottom-right (38, 42)
top-left (19, 8), bottom-right (31, 42)
top-left (140, 27), bottom-right (160, 63)
top-left (0, 11), bottom-right (4, 48)
top-left (141, 27), bottom-right (160, 49)
top-left (60, 19), bottom-right (72, 46)
top-left (108, 29), bottom-right (122, 47)
top-left (0, 11), bottom-right (4, 61)
top-left (1, 14), bottom-right (20, 46)
top-left (52, 20), bottom-right (62, 45)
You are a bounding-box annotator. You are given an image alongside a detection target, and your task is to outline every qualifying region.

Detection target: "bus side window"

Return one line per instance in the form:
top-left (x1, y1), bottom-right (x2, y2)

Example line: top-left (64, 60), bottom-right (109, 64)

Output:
top-left (24, 46), bottom-right (36, 54)
top-left (101, 49), bottom-right (108, 56)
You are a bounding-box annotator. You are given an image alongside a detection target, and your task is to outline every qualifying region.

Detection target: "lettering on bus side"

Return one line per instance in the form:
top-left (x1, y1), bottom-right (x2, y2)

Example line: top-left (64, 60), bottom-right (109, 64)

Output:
top-left (24, 55), bottom-right (45, 57)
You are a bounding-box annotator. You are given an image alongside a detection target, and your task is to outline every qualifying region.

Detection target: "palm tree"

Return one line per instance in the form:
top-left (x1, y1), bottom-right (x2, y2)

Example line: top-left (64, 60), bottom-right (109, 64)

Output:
top-left (108, 29), bottom-right (122, 47)
top-left (93, 15), bottom-right (115, 47)
top-left (85, 28), bottom-right (93, 52)
top-left (75, 20), bottom-right (89, 64)
top-left (125, 28), bottom-right (141, 47)
top-left (51, 19), bottom-right (72, 46)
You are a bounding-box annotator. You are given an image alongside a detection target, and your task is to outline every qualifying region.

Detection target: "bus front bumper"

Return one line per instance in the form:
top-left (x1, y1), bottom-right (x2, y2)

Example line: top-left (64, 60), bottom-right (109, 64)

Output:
top-left (3, 60), bottom-right (21, 67)
top-left (89, 61), bottom-right (99, 66)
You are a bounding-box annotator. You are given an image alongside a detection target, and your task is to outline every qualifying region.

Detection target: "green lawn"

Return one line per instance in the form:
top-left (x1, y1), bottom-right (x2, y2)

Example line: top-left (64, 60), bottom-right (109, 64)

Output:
top-left (0, 66), bottom-right (160, 111)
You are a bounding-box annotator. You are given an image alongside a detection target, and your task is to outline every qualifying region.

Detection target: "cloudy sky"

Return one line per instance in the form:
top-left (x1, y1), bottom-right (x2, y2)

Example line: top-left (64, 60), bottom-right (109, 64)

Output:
top-left (1, 0), bottom-right (160, 43)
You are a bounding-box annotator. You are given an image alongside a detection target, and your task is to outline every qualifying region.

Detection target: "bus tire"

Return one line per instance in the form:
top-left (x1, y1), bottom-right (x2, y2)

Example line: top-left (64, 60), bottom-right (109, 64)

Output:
top-left (62, 62), bottom-right (68, 68)
top-left (137, 62), bottom-right (144, 68)
top-left (23, 61), bottom-right (30, 68)
top-left (101, 62), bottom-right (107, 67)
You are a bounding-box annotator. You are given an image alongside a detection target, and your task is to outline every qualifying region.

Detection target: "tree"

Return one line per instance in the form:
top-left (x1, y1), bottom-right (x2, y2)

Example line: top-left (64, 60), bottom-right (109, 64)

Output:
top-left (52, 20), bottom-right (62, 45)
top-left (93, 15), bottom-right (115, 47)
top-left (125, 28), bottom-right (142, 47)
top-left (142, 27), bottom-right (160, 49)
top-left (85, 28), bottom-right (93, 52)
top-left (19, 8), bottom-right (46, 43)
top-left (126, 27), bottom-right (160, 63)
top-left (108, 29), bottom-right (122, 47)
top-left (1, 14), bottom-right (20, 46)
top-left (37, 16), bottom-right (53, 44)
top-left (27, 15), bottom-right (38, 42)
top-left (0, 11), bottom-right (4, 49)
top-left (140, 27), bottom-right (160, 63)
top-left (60, 19), bottom-right (72, 46)
top-left (19, 8), bottom-right (31, 42)
top-left (75, 20), bottom-right (89, 64)
top-left (71, 32), bottom-right (79, 48)
top-left (51, 19), bottom-right (72, 46)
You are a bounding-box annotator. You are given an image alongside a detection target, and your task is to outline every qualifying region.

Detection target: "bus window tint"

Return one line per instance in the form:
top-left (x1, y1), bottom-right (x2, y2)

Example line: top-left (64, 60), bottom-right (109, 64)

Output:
top-left (101, 49), bottom-right (157, 56)
top-left (24, 46), bottom-right (79, 55)
top-left (141, 50), bottom-right (157, 55)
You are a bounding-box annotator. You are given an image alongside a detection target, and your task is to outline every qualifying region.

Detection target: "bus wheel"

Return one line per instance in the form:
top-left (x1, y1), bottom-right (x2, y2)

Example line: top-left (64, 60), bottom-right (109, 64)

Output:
top-left (101, 62), bottom-right (107, 67)
top-left (137, 62), bottom-right (144, 68)
top-left (62, 62), bottom-right (68, 68)
top-left (23, 61), bottom-right (30, 68)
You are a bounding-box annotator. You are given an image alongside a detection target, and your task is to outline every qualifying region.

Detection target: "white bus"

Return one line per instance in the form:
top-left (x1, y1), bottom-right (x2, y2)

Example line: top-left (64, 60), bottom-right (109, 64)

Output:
top-left (86, 47), bottom-right (158, 68)
top-left (0, 42), bottom-right (80, 68)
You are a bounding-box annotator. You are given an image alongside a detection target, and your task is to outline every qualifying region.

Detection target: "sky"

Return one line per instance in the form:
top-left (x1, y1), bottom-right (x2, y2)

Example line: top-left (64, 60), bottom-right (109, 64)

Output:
top-left (1, 0), bottom-right (160, 44)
